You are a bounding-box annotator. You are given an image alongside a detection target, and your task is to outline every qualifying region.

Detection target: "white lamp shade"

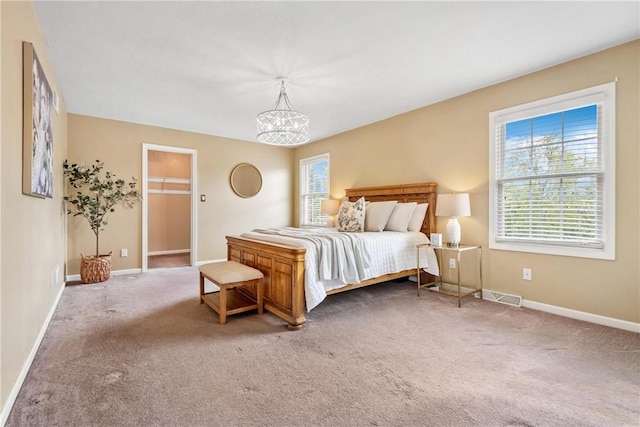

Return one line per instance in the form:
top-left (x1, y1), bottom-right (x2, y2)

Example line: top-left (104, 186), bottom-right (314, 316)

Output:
top-left (435, 193), bottom-right (471, 217)
top-left (436, 193), bottom-right (470, 247)
top-left (320, 199), bottom-right (340, 216)
top-left (321, 199), bottom-right (340, 228)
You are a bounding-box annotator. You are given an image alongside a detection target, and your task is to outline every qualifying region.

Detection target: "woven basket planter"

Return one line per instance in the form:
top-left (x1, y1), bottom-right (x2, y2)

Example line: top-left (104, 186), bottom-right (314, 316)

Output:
top-left (80, 253), bottom-right (112, 284)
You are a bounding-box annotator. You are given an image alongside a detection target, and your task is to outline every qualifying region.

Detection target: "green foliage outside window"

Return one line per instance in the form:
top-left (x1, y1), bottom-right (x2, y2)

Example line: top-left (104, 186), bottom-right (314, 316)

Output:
top-left (500, 132), bottom-right (599, 243)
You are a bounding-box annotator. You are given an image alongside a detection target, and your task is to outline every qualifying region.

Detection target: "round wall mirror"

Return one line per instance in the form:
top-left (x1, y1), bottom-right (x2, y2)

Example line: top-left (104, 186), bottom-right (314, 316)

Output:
top-left (230, 163), bottom-right (262, 198)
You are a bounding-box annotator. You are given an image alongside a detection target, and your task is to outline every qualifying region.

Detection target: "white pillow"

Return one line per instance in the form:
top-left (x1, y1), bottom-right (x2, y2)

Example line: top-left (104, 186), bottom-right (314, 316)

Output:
top-left (385, 202), bottom-right (417, 232)
top-left (364, 201), bottom-right (398, 232)
top-left (336, 197), bottom-right (365, 232)
top-left (407, 203), bottom-right (429, 232)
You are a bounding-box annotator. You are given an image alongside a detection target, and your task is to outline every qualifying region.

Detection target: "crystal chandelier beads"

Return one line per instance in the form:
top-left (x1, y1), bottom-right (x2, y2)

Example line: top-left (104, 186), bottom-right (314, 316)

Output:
top-left (256, 79), bottom-right (309, 146)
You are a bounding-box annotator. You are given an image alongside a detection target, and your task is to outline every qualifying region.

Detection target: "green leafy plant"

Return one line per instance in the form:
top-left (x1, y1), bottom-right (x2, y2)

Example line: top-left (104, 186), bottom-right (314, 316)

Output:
top-left (63, 160), bottom-right (142, 257)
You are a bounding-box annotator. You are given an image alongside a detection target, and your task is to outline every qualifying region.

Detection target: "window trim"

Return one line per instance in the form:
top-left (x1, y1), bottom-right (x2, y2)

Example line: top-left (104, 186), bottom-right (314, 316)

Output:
top-left (299, 153), bottom-right (330, 228)
top-left (489, 82), bottom-right (615, 260)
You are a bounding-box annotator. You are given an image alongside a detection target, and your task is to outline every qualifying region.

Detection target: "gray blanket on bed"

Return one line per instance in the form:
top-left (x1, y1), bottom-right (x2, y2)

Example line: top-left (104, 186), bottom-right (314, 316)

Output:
top-left (251, 227), bottom-right (371, 284)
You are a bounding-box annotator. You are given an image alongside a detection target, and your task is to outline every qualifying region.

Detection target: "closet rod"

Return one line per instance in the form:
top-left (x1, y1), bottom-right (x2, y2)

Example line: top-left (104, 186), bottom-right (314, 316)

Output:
top-left (148, 189), bottom-right (191, 195)
top-left (148, 176), bottom-right (191, 185)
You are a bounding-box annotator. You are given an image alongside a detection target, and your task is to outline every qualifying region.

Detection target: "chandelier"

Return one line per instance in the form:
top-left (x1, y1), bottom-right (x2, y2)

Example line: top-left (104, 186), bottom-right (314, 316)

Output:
top-left (256, 79), bottom-right (309, 146)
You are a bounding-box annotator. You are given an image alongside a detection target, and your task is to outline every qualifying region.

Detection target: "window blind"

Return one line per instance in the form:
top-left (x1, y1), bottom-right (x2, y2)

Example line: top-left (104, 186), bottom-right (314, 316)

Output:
top-left (489, 82), bottom-right (615, 259)
top-left (495, 104), bottom-right (604, 248)
top-left (300, 154), bottom-right (329, 227)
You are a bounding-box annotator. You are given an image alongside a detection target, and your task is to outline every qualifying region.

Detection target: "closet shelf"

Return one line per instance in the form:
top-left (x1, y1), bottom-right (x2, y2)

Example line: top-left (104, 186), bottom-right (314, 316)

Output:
top-left (148, 189), bottom-right (191, 195)
top-left (147, 176), bottom-right (191, 195)
top-left (148, 176), bottom-right (191, 184)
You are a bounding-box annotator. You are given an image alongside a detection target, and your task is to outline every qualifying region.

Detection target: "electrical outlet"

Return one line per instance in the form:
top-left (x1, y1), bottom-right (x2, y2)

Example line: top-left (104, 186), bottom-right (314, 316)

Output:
top-left (121, 248), bottom-right (128, 257)
top-left (523, 268), bottom-right (532, 281)
top-left (449, 258), bottom-right (456, 269)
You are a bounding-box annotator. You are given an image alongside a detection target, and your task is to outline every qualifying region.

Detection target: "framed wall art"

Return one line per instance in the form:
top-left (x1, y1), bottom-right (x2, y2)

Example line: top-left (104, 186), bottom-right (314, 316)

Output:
top-left (23, 41), bottom-right (53, 198)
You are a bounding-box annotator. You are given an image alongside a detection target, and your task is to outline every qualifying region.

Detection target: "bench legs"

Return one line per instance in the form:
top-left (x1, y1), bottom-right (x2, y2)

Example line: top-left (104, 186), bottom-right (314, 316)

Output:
top-left (199, 273), bottom-right (263, 325)
top-left (199, 273), bottom-right (205, 304)
top-left (256, 277), bottom-right (264, 315)
top-left (218, 285), bottom-right (228, 325)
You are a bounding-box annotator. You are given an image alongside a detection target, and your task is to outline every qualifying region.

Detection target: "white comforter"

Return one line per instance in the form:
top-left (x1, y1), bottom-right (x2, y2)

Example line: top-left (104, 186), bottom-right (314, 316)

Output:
top-left (240, 227), bottom-right (439, 311)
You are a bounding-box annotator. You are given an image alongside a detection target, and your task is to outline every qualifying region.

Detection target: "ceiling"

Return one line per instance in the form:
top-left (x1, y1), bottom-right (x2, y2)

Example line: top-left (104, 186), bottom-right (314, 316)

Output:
top-left (33, 1), bottom-right (639, 145)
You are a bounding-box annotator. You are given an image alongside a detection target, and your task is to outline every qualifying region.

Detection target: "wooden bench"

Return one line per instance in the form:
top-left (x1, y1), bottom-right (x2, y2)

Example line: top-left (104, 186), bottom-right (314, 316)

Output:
top-left (199, 261), bottom-right (264, 325)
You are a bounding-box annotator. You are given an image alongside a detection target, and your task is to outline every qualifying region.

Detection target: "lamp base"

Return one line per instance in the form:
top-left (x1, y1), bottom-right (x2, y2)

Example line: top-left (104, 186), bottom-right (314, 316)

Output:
top-left (325, 217), bottom-right (335, 228)
top-left (445, 218), bottom-right (461, 247)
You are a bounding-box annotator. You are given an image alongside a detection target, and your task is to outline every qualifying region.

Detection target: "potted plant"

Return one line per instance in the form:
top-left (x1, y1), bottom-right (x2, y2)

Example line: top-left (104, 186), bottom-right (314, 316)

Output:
top-left (63, 159), bottom-right (141, 283)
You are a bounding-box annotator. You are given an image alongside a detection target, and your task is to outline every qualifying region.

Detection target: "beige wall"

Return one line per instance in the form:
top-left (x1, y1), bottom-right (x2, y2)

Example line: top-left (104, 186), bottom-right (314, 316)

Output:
top-left (1, 1), bottom-right (68, 416)
top-left (148, 193), bottom-right (191, 252)
top-left (294, 41), bottom-right (640, 324)
top-left (148, 151), bottom-right (191, 253)
top-left (67, 114), bottom-right (293, 274)
top-left (148, 150), bottom-right (191, 179)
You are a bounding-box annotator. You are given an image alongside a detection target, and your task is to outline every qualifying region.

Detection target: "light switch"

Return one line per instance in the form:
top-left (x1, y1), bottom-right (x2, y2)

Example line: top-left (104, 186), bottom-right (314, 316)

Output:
top-left (200, 195), bottom-right (206, 202)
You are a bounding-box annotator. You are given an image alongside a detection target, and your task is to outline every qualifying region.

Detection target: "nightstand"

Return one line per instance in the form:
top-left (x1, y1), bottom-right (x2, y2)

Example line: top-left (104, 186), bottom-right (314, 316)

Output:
top-left (416, 244), bottom-right (482, 307)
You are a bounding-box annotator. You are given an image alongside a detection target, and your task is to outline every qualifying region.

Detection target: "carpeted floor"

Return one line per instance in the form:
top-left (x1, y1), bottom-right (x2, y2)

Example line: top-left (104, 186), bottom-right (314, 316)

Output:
top-left (148, 253), bottom-right (191, 269)
top-left (7, 267), bottom-right (640, 426)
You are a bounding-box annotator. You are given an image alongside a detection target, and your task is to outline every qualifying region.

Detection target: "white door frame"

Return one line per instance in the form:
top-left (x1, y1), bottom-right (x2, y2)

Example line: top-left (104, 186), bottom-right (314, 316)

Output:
top-left (142, 143), bottom-right (198, 272)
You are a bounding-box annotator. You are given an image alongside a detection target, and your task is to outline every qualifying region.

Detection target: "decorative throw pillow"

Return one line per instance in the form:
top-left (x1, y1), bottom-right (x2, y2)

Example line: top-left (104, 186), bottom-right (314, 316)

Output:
top-left (407, 203), bottom-right (428, 232)
top-left (336, 197), bottom-right (365, 232)
top-left (385, 202), bottom-right (418, 232)
top-left (364, 201), bottom-right (398, 232)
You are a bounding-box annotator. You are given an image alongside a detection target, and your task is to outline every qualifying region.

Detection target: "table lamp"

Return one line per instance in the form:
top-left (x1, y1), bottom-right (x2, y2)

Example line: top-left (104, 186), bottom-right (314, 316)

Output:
top-left (435, 193), bottom-right (471, 247)
top-left (320, 199), bottom-right (341, 228)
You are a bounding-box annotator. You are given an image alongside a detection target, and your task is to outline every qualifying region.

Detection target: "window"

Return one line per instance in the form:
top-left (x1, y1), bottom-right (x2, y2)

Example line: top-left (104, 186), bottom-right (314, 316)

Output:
top-left (489, 83), bottom-right (615, 260)
top-left (300, 153), bottom-right (330, 227)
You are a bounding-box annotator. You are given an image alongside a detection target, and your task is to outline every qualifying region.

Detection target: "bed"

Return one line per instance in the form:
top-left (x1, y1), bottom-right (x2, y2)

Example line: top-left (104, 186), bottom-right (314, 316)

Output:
top-left (226, 182), bottom-right (438, 329)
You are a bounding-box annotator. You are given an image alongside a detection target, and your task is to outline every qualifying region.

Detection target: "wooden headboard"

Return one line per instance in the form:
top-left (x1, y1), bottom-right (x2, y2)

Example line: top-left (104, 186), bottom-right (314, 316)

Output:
top-left (345, 182), bottom-right (437, 236)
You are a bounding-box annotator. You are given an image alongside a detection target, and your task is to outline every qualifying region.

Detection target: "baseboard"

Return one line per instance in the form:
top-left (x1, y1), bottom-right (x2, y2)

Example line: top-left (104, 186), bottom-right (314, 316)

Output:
top-left (1, 281), bottom-right (66, 426)
top-left (65, 268), bottom-right (142, 283)
top-left (522, 299), bottom-right (640, 333)
top-left (148, 249), bottom-right (190, 256)
top-left (413, 281), bottom-right (639, 333)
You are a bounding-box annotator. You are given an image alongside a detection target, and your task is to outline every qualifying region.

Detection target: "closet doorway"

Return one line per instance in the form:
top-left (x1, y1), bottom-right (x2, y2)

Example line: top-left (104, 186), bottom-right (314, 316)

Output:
top-left (142, 144), bottom-right (197, 271)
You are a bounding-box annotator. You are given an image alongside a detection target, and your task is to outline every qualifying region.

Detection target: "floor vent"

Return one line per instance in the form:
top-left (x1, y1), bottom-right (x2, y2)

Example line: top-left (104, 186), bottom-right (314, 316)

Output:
top-left (477, 290), bottom-right (522, 307)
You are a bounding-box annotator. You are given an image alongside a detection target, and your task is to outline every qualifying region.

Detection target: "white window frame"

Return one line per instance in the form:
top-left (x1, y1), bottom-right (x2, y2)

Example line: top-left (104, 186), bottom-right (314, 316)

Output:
top-left (489, 82), bottom-right (615, 260)
top-left (299, 153), bottom-right (330, 228)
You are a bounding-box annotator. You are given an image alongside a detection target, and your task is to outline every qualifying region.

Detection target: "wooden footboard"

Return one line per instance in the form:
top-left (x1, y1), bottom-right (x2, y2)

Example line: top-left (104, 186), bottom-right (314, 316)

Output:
top-left (227, 235), bottom-right (307, 329)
